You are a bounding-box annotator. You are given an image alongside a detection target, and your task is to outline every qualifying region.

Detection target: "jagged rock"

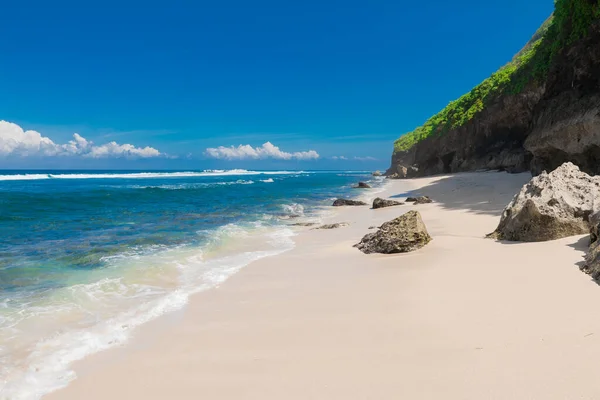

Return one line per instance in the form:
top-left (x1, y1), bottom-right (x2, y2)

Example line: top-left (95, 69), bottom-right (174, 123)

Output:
top-left (332, 199), bottom-right (368, 206)
top-left (313, 223), bottom-right (349, 230)
top-left (387, 173), bottom-right (400, 179)
top-left (372, 171), bottom-right (382, 177)
top-left (368, 226), bottom-right (377, 230)
top-left (290, 222), bottom-right (317, 227)
top-left (354, 182), bottom-right (371, 189)
top-left (406, 196), bottom-right (432, 204)
top-left (489, 162), bottom-right (600, 242)
top-left (372, 197), bottom-right (403, 209)
top-left (397, 166), bottom-right (408, 178)
top-left (354, 210), bottom-right (432, 254)
top-left (583, 209), bottom-right (600, 279)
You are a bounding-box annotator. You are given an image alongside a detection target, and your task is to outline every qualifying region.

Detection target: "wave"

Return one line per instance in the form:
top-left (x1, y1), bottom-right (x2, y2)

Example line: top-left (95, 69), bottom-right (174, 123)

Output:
top-left (0, 224), bottom-right (296, 399)
top-left (0, 170), bottom-right (306, 182)
top-left (128, 179), bottom-right (256, 190)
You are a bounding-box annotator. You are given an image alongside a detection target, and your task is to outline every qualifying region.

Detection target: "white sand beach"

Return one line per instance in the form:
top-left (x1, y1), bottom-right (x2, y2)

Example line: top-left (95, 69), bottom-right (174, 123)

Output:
top-left (47, 171), bottom-right (600, 400)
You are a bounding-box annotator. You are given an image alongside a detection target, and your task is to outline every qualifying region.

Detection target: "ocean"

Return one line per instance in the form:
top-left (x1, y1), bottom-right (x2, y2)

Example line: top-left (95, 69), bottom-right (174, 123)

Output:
top-left (0, 169), bottom-right (385, 399)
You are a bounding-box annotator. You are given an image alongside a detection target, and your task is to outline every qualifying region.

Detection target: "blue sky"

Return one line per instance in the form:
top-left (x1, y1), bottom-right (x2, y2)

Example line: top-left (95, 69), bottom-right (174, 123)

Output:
top-left (0, 0), bottom-right (554, 170)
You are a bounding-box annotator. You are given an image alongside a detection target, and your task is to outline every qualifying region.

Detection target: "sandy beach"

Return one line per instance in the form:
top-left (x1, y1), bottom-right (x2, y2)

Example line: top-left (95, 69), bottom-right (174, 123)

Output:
top-left (46, 171), bottom-right (600, 400)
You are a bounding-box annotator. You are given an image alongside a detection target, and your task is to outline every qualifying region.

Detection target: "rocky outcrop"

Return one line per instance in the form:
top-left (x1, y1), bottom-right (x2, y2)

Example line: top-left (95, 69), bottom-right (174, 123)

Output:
top-left (290, 222), bottom-right (318, 227)
top-left (407, 196), bottom-right (433, 204)
top-left (372, 171), bottom-right (382, 177)
top-left (332, 199), bottom-right (368, 206)
top-left (314, 223), bottom-right (349, 230)
top-left (354, 210), bottom-right (432, 254)
top-left (372, 197), bottom-right (403, 209)
top-left (388, 87), bottom-right (542, 177)
top-left (583, 208), bottom-right (600, 279)
top-left (354, 182), bottom-right (371, 189)
top-left (489, 162), bottom-right (600, 242)
top-left (387, 14), bottom-right (600, 178)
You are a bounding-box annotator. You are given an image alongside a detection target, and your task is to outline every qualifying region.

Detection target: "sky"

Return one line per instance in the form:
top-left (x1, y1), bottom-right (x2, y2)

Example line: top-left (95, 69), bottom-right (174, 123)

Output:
top-left (0, 0), bottom-right (554, 170)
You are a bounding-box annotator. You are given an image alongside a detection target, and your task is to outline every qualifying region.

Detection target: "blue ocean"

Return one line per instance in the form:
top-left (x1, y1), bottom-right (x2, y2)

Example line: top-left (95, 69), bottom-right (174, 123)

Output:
top-left (0, 169), bottom-right (385, 398)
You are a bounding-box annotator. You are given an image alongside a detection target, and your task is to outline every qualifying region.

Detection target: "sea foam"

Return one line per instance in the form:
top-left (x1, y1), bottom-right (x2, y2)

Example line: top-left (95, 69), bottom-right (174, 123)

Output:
top-left (0, 170), bottom-right (306, 182)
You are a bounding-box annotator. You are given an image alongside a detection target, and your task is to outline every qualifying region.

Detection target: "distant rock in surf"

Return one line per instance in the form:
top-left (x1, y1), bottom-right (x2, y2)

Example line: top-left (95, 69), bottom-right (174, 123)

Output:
top-left (372, 171), bottom-right (382, 177)
top-left (372, 197), bottom-right (403, 209)
top-left (332, 199), bottom-right (367, 206)
top-left (354, 210), bottom-right (431, 254)
top-left (353, 182), bottom-right (371, 189)
top-left (489, 162), bottom-right (600, 242)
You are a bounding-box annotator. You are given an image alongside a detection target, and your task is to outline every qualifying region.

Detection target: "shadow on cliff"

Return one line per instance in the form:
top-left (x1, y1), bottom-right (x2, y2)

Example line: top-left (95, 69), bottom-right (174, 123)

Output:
top-left (389, 172), bottom-right (532, 217)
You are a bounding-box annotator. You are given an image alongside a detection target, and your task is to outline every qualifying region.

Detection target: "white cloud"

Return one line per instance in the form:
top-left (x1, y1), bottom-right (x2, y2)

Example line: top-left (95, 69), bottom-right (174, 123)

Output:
top-left (205, 141), bottom-right (319, 161)
top-left (0, 120), bottom-right (162, 158)
top-left (331, 156), bottom-right (348, 160)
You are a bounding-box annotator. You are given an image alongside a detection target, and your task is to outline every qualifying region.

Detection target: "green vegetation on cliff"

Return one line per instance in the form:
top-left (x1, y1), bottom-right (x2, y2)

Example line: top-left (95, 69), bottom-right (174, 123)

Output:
top-left (394, 0), bottom-right (600, 154)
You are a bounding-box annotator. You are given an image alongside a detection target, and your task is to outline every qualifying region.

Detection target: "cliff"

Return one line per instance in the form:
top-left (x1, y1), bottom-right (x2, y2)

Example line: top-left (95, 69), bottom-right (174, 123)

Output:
top-left (389, 0), bottom-right (600, 178)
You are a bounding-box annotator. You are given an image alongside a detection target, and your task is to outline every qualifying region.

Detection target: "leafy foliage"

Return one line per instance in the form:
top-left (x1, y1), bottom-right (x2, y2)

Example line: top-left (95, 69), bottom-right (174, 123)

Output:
top-left (394, 0), bottom-right (600, 154)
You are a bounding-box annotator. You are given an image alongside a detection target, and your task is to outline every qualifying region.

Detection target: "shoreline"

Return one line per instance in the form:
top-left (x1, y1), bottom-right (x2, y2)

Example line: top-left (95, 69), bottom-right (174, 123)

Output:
top-left (46, 171), bottom-right (600, 400)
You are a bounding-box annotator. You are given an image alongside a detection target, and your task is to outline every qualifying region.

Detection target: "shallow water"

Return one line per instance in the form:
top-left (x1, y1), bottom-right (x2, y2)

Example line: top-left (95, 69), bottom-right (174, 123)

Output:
top-left (0, 169), bottom-right (384, 399)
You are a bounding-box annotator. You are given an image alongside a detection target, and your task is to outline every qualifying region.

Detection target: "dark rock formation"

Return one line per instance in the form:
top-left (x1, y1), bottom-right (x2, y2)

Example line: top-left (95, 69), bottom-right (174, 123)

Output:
top-left (372, 171), bottom-right (382, 177)
top-left (583, 209), bottom-right (600, 279)
top-left (314, 223), bottom-right (349, 230)
top-left (488, 162), bottom-right (600, 242)
top-left (372, 197), bottom-right (403, 209)
top-left (406, 196), bottom-right (432, 204)
top-left (387, 13), bottom-right (600, 178)
top-left (332, 199), bottom-right (368, 207)
top-left (354, 210), bottom-right (432, 254)
top-left (354, 182), bottom-right (371, 189)
top-left (290, 222), bottom-right (318, 227)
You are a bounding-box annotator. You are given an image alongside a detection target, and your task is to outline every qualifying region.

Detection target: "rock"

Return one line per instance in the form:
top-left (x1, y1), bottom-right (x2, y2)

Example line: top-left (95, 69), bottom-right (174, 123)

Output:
top-left (372, 171), bottom-right (382, 177)
top-left (397, 166), bottom-right (408, 178)
top-left (368, 226), bottom-right (378, 230)
top-left (583, 209), bottom-right (600, 279)
top-left (372, 197), bottom-right (403, 209)
top-left (387, 173), bottom-right (400, 179)
top-left (489, 162), bottom-right (600, 242)
top-left (414, 196), bottom-right (433, 204)
top-left (354, 210), bottom-right (432, 254)
top-left (313, 223), bottom-right (349, 230)
top-left (406, 196), bottom-right (432, 204)
top-left (354, 182), bottom-right (371, 189)
top-left (332, 199), bottom-right (368, 207)
top-left (289, 222), bottom-right (317, 227)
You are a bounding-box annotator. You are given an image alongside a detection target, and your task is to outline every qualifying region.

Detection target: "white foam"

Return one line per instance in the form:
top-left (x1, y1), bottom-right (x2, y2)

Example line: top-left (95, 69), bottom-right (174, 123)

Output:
top-left (0, 225), bottom-right (296, 400)
top-left (0, 170), bottom-right (307, 182)
top-left (281, 203), bottom-right (305, 218)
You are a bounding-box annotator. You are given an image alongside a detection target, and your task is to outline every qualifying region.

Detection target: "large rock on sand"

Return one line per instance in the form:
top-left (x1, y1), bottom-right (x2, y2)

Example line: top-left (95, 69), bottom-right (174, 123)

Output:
top-left (583, 210), bottom-right (600, 279)
top-left (332, 199), bottom-right (367, 206)
top-left (407, 196), bottom-right (433, 204)
top-left (354, 210), bottom-right (432, 254)
top-left (372, 197), bottom-right (403, 209)
top-left (489, 162), bottom-right (600, 242)
top-left (354, 182), bottom-right (371, 189)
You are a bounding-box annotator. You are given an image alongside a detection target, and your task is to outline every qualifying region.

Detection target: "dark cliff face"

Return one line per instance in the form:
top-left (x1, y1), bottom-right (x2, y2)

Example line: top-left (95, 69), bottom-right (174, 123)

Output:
top-left (390, 13), bottom-right (600, 178)
top-left (389, 87), bottom-right (544, 177)
top-left (526, 20), bottom-right (600, 175)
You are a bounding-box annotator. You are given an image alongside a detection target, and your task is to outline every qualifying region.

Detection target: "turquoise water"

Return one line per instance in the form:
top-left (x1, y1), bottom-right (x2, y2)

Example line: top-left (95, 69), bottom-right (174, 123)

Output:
top-left (0, 169), bottom-right (385, 399)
